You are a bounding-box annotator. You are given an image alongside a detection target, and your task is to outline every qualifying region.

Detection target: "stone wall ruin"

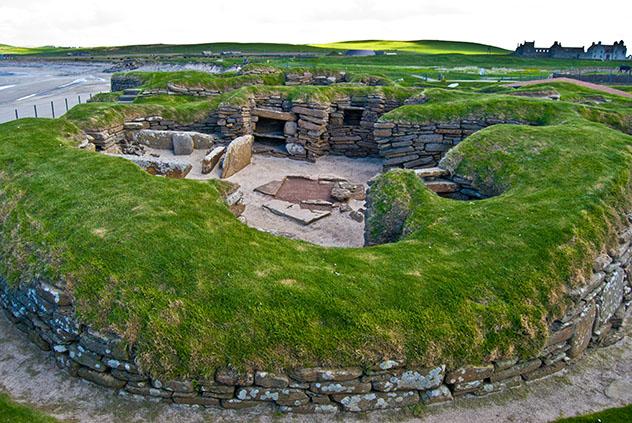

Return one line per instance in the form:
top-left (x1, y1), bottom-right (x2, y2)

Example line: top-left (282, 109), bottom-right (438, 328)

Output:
top-left (2, 217), bottom-right (630, 413)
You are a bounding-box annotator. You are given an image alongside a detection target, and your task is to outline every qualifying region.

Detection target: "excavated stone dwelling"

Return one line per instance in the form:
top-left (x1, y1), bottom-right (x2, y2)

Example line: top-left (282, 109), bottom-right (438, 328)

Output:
top-left (213, 91), bottom-right (409, 161)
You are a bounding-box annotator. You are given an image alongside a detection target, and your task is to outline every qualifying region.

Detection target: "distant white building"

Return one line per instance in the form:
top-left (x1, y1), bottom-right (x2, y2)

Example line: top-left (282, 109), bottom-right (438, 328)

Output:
top-left (515, 40), bottom-right (628, 61)
top-left (585, 41), bottom-right (628, 61)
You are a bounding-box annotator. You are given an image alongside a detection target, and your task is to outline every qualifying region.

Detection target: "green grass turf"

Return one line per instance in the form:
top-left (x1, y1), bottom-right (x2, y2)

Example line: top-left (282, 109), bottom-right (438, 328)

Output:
top-left (0, 80), bottom-right (631, 380)
top-left (555, 404), bottom-right (632, 422)
top-left (313, 39), bottom-right (510, 55)
top-left (0, 42), bottom-right (329, 56)
top-left (2, 40), bottom-right (507, 57)
top-left (65, 83), bottom-right (417, 130)
top-left (0, 394), bottom-right (57, 423)
top-left (0, 44), bottom-right (66, 55)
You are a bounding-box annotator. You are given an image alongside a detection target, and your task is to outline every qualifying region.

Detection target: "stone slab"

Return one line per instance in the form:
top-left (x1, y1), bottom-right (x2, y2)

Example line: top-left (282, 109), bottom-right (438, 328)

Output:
top-left (202, 146), bottom-right (225, 174)
top-left (263, 200), bottom-right (331, 225)
top-left (414, 167), bottom-right (450, 179)
top-left (252, 108), bottom-right (296, 121)
top-left (254, 180), bottom-right (284, 197)
top-left (222, 135), bottom-right (254, 178)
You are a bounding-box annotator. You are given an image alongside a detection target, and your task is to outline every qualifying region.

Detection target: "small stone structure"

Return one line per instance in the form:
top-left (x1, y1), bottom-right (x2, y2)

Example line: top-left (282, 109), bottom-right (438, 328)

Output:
top-left (1, 217), bottom-right (630, 413)
top-left (86, 91), bottom-right (414, 164)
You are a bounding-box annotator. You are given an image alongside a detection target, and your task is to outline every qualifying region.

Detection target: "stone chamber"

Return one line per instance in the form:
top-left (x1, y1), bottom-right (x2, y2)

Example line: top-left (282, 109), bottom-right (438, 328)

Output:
top-left (84, 89), bottom-right (511, 247)
top-left (1, 74), bottom-right (631, 415)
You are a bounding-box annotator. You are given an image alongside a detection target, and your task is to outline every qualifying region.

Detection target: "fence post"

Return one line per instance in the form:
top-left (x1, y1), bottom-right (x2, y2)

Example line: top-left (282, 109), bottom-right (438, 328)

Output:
top-left (15, 109), bottom-right (18, 120)
top-left (34, 105), bottom-right (38, 118)
top-left (51, 101), bottom-right (55, 118)
top-left (65, 98), bottom-right (69, 112)
top-left (78, 95), bottom-right (81, 104)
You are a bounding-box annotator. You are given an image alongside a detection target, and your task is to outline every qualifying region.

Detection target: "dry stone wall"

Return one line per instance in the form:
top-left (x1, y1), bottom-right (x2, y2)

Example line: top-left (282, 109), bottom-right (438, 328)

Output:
top-left (1, 217), bottom-right (630, 414)
top-left (374, 118), bottom-right (529, 169)
top-left (111, 69), bottom-right (373, 97)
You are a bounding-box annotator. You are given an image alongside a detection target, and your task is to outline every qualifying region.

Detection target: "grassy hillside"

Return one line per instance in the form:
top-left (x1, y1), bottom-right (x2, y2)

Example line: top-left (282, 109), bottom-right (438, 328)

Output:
top-left (1, 40), bottom-right (508, 57)
top-left (0, 44), bottom-right (64, 55)
top-left (313, 39), bottom-right (510, 55)
top-left (0, 42), bottom-right (330, 56)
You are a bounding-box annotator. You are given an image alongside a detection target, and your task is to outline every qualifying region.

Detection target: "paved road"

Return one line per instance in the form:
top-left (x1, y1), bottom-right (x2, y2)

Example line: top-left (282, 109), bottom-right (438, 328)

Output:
top-left (0, 61), bottom-right (111, 124)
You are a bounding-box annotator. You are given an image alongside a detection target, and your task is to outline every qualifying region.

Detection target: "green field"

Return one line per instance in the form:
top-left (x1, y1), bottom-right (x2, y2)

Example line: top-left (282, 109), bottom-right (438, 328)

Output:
top-left (0, 39), bottom-right (508, 56)
top-left (313, 39), bottom-right (510, 55)
top-left (0, 44), bottom-right (64, 55)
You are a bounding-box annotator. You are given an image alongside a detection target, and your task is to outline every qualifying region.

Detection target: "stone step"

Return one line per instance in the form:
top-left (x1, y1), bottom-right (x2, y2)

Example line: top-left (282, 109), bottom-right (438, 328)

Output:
top-left (124, 89), bottom-right (142, 95)
top-left (414, 167), bottom-right (449, 179)
top-left (425, 179), bottom-right (458, 194)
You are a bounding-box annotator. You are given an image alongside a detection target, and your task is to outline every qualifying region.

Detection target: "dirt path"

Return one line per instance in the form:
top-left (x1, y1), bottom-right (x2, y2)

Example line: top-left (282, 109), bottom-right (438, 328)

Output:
top-left (1, 312), bottom-right (630, 422)
top-left (509, 77), bottom-right (632, 99)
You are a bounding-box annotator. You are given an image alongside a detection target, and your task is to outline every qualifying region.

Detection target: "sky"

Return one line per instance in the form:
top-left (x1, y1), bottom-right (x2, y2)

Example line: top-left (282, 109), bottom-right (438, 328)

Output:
top-left (0, 0), bottom-right (630, 50)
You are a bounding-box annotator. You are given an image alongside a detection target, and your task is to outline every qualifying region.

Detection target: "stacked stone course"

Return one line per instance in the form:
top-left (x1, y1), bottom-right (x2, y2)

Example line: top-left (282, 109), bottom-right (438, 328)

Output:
top-left (2, 215), bottom-right (630, 414)
top-left (374, 118), bottom-right (528, 169)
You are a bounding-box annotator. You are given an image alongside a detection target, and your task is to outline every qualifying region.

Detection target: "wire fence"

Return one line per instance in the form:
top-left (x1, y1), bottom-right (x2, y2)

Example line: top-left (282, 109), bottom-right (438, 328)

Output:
top-left (1, 91), bottom-right (107, 124)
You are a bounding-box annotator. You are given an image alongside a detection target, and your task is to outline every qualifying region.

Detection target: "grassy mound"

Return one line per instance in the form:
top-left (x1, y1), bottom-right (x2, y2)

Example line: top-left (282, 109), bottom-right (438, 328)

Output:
top-left (65, 84), bottom-right (418, 132)
top-left (384, 83), bottom-right (632, 134)
top-left (0, 84), bottom-right (631, 380)
top-left (119, 70), bottom-right (285, 91)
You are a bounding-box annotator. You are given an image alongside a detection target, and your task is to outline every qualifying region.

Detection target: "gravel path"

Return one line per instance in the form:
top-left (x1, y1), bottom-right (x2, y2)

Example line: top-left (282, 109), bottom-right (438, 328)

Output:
top-left (510, 77), bottom-right (632, 99)
top-left (1, 312), bottom-right (630, 422)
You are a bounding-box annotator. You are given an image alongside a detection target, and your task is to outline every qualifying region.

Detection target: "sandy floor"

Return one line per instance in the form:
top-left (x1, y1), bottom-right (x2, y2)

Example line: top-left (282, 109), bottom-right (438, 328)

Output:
top-left (150, 148), bottom-right (383, 247)
top-left (1, 311), bottom-right (630, 422)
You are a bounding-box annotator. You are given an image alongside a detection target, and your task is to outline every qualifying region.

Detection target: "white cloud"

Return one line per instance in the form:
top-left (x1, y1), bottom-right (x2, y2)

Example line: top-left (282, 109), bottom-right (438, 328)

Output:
top-left (0, 0), bottom-right (629, 50)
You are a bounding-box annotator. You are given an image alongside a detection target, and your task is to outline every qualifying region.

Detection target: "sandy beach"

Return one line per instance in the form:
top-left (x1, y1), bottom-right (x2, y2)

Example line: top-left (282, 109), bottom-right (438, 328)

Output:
top-left (0, 61), bottom-right (112, 123)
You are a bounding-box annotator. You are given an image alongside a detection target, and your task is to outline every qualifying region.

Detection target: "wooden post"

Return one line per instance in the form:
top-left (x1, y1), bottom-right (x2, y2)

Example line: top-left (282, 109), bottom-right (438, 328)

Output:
top-left (78, 95), bottom-right (81, 104)
top-left (15, 109), bottom-right (18, 120)
top-left (34, 105), bottom-right (38, 118)
top-left (65, 98), bottom-right (69, 112)
top-left (51, 101), bottom-right (55, 118)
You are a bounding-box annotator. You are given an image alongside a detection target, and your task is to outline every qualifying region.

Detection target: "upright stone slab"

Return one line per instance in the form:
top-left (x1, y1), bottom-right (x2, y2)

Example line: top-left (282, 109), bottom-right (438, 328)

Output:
top-left (172, 133), bottom-right (194, 155)
top-left (133, 129), bottom-right (173, 149)
top-left (569, 301), bottom-right (596, 358)
top-left (202, 146), bottom-right (225, 174)
top-left (222, 135), bottom-right (254, 178)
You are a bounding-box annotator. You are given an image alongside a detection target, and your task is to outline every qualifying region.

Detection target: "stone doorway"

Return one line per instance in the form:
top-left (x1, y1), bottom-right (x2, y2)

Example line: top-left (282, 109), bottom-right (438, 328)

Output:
top-left (252, 109), bottom-right (296, 157)
top-left (342, 108), bottom-right (364, 126)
